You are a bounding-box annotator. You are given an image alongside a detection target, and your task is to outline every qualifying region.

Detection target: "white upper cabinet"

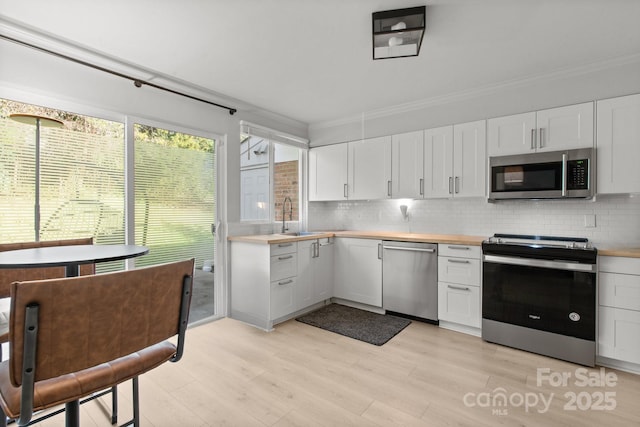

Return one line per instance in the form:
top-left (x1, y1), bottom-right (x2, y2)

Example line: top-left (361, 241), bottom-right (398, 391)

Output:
top-left (453, 120), bottom-right (487, 198)
top-left (309, 143), bottom-right (348, 201)
top-left (597, 93), bottom-right (640, 194)
top-left (348, 136), bottom-right (392, 200)
top-left (423, 121), bottom-right (486, 199)
top-left (487, 102), bottom-right (594, 157)
top-left (391, 130), bottom-right (424, 198)
top-left (423, 126), bottom-right (454, 198)
top-left (487, 112), bottom-right (536, 156)
top-left (535, 102), bottom-right (594, 152)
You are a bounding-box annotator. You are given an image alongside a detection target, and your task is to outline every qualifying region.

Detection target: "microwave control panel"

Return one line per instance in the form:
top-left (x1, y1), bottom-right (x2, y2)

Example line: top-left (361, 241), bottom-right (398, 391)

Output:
top-left (566, 159), bottom-right (589, 190)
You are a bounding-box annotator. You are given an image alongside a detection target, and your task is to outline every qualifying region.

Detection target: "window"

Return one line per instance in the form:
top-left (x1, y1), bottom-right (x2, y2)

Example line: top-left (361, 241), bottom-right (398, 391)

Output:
top-left (240, 122), bottom-right (307, 229)
top-left (0, 99), bottom-right (125, 272)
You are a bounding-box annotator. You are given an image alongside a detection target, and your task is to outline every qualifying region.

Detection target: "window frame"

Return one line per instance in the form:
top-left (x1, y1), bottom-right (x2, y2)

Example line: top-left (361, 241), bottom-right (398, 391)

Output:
top-left (239, 121), bottom-right (309, 231)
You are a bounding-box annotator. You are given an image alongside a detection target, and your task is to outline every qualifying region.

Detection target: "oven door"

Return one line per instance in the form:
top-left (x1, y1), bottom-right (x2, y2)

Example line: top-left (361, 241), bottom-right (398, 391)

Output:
top-left (482, 255), bottom-right (596, 340)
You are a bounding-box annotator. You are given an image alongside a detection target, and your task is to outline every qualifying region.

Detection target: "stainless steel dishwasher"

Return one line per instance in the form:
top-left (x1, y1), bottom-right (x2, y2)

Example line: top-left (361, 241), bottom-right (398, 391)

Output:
top-left (382, 241), bottom-right (438, 322)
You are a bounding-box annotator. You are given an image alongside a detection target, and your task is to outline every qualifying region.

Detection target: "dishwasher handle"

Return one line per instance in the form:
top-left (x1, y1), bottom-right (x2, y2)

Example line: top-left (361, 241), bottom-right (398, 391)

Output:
top-left (383, 245), bottom-right (436, 253)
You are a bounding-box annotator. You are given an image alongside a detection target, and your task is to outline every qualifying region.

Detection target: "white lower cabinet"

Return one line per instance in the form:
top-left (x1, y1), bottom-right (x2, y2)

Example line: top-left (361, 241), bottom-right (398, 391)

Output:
top-left (298, 238), bottom-right (334, 308)
top-left (334, 238), bottom-right (382, 307)
top-left (437, 244), bottom-right (481, 331)
top-left (231, 238), bottom-right (334, 330)
top-left (598, 256), bottom-right (640, 367)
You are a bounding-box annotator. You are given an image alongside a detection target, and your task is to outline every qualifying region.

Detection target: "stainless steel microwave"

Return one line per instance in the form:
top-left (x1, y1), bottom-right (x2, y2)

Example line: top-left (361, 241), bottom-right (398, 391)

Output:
top-left (489, 148), bottom-right (593, 200)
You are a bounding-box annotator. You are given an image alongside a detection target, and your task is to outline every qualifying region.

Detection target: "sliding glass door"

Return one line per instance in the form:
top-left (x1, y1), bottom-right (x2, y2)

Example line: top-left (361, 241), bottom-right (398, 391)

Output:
top-left (133, 123), bottom-right (216, 322)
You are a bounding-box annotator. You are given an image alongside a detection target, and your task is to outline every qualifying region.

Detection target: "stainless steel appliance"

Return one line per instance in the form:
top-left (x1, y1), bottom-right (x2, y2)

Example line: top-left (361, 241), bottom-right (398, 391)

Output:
top-left (382, 241), bottom-right (438, 322)
top-left (482, 234), bottom-right (597, 366)
top-left (489, 148), bottom-right (593, 200)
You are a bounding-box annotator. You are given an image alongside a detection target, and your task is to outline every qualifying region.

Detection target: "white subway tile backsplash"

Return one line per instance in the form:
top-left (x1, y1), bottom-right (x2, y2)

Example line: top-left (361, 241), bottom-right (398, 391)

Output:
top-left (308, 194), bottom-right (640, 247)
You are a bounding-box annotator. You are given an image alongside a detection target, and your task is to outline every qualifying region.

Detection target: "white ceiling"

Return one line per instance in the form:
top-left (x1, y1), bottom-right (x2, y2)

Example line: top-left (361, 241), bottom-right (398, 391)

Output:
top-left (1, 0), bottom-right (639, 126)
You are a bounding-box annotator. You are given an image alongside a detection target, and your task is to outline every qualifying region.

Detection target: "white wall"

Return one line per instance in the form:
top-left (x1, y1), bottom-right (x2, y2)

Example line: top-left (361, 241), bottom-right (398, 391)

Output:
top-left (309, 195), bottom-right (640, 247)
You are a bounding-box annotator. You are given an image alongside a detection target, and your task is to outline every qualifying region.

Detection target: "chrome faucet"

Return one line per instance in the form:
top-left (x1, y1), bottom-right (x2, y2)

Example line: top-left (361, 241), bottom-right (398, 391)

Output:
top-left (282, 196), bottom-right (292, 233)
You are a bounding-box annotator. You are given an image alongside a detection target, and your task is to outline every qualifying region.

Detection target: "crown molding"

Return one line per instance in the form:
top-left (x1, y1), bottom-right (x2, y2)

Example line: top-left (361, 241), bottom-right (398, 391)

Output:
top-left (309, 52), bottom-right (640, 131)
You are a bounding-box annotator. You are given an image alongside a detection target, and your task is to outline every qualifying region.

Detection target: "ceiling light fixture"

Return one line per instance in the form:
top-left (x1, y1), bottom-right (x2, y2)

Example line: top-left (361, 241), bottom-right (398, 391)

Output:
top-left (372, 6), bottom-right (426, 60)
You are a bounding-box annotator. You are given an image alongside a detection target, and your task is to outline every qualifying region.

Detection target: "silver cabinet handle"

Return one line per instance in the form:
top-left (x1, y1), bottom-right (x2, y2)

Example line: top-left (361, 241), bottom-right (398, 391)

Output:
top-left (539, 128), bottom-right (545, 148)
top-left (278, 255), bottom-right (293, 260)
top-left (387, 180), bottom-right (392, 197)
top-left (419, 178), bottom-right (424, 196)
top-left (531, 129), bottom-right (536, 150)
top-left (449, 177), bottom-right (453, 194)
top-left (277, 243), bottom-right (293, 248)
top-left (344, 183), bottom-right (348, 198)
top-left (455, 176), bottom-right (460, 194)
top-left (313, 241), bottom-right (319, 258)
top-left (278, 279), bottom-right (293, 286)
top-left (378, 243), bottom-right (382, 260)
top-left (447, 259), bottom-right (470, 264)
top-left (447, 245), bottom-right (470, 250)
top-left (448, 284), bottom-right (470, 291)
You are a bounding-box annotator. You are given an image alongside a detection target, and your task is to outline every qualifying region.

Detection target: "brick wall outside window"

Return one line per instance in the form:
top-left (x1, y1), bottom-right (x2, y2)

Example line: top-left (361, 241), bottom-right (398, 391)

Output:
top-left (274, 160), bottom-right (299, 221)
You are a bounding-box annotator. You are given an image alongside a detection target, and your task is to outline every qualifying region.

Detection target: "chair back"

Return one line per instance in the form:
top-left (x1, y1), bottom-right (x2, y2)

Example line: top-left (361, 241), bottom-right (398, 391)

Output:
top-left (0, 238), bottom-right (95, 298)
top-left (8, 258), bottom-right (194, 386)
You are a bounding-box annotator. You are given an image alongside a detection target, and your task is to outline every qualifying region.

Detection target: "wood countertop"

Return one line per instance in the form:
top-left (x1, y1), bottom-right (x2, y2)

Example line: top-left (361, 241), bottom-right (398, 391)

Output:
top-left (228, 231), bottom-right (486, 246)
top-left (598, 247), bottom-right (640, 258)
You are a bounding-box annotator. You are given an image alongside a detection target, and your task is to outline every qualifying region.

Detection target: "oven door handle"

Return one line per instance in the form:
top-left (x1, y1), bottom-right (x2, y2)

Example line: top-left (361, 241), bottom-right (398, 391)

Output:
top-left (483, 254), bottom-right (596, 272)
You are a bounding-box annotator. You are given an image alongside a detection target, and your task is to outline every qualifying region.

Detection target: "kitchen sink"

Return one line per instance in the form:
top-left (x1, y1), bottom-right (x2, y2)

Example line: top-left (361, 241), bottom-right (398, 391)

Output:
top-left (280, 231), bottom-right (325, 236)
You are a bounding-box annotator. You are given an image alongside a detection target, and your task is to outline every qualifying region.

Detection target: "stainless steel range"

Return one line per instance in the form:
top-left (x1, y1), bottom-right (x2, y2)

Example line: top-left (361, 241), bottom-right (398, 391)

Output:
top-left (482, 234), bottom-right (597, 366)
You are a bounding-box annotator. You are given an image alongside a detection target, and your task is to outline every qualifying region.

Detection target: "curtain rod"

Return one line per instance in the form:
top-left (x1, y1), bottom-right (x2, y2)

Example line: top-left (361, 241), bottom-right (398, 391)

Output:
top-left (0, 33), bottom-right (237, 115)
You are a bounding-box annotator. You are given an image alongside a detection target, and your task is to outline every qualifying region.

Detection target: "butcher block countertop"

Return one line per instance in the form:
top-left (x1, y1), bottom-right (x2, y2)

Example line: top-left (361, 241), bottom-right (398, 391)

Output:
top-left (228, 231), bottom-right (486, 246)
top-left (598, 247), bottom-right (640, 258)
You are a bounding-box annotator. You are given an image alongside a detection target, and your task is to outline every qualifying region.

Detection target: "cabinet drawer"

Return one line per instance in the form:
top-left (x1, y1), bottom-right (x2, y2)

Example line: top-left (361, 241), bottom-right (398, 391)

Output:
top-left (270, 253), bottom-right (297, 281)
top-left (270, 277), bottom-right (296, 319)
top-left (438, 282), bottom-right (480, 328)
top-left (438, 244), bottom-right (481, 259)
top-left (599, 272), bottom-right (640, 311)
top-left (599, 256), bottom-right (640, 275)
top-left (271, 241), bottom-right (297, 256)
top-left (438, 256), bottom-right (480, 286)
top-left (598, 305), bottom-right (640, 364)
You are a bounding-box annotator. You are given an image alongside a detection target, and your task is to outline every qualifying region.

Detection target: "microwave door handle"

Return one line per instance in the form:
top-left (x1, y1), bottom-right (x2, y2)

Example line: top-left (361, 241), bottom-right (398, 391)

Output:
top-left (561, 153), bottom-right (568, 196)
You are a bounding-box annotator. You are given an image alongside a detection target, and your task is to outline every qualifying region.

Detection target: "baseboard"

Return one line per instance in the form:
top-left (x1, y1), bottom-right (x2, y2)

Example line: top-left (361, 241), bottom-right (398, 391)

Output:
top-left (596, 355), bottom-right (640, 375)
top-left (438, 320), bottom-right (481, 337)
top-left (330, 298), bottom-right (385, 314)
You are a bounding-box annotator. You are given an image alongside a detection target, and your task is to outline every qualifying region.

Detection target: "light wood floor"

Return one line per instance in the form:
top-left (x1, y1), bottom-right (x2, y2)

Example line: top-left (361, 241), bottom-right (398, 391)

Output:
top-left (32, 316), bottom-right (640, 426)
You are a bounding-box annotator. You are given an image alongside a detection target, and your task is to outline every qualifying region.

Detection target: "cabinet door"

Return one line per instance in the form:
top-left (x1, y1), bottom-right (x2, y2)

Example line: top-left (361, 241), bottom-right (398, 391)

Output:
top-left (334, 238), bottom-right (382, 307)
top-left (597, 94), bottom-right (640, 194)
top-left (598, 306), bottom-right (640, 364)
top-left (296, 240), bottom-right (315, 310)
top-left (313, 240), bottom-right (334, 303)
top-left (453, 120), bottom-right (486, 198)
top-left (391, 131), bottom-right (424, 198)
top-left (536, 102), bottom-right (593, 152)
top-left (348, 136), bottom-right (392, 200)
top-left (487, 112), bottom-right (536, 156)
top-left (270, 278), bottom-right (296, 319)
top-left (437, 282), bottom-right (480, 328)
top-left (423, 126), bottom-right (454, 198)
top-left (309, 144), bottom-right (348, 201)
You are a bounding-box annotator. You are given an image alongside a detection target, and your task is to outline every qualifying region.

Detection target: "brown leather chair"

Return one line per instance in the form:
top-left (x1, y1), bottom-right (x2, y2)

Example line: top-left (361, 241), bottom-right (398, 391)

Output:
top-left (0, 238), bottom-right (95, 348)
top-left (0, 258), bottom-right (194, 427)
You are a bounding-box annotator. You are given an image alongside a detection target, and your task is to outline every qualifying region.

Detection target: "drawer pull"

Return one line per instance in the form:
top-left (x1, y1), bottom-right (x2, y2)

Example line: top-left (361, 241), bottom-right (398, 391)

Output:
top-left (448, 285), bottom-right (470, 291)
top-left (447, 246), bottom-right (470, 250)
top-left (278, 243), bottom-right (293, 248)
top-left (278, 255), bottom-right (294, 260)
top-left (278, 279), bottom-right (293, 286)
top-left (447, 259), bottom-right (470, 264)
